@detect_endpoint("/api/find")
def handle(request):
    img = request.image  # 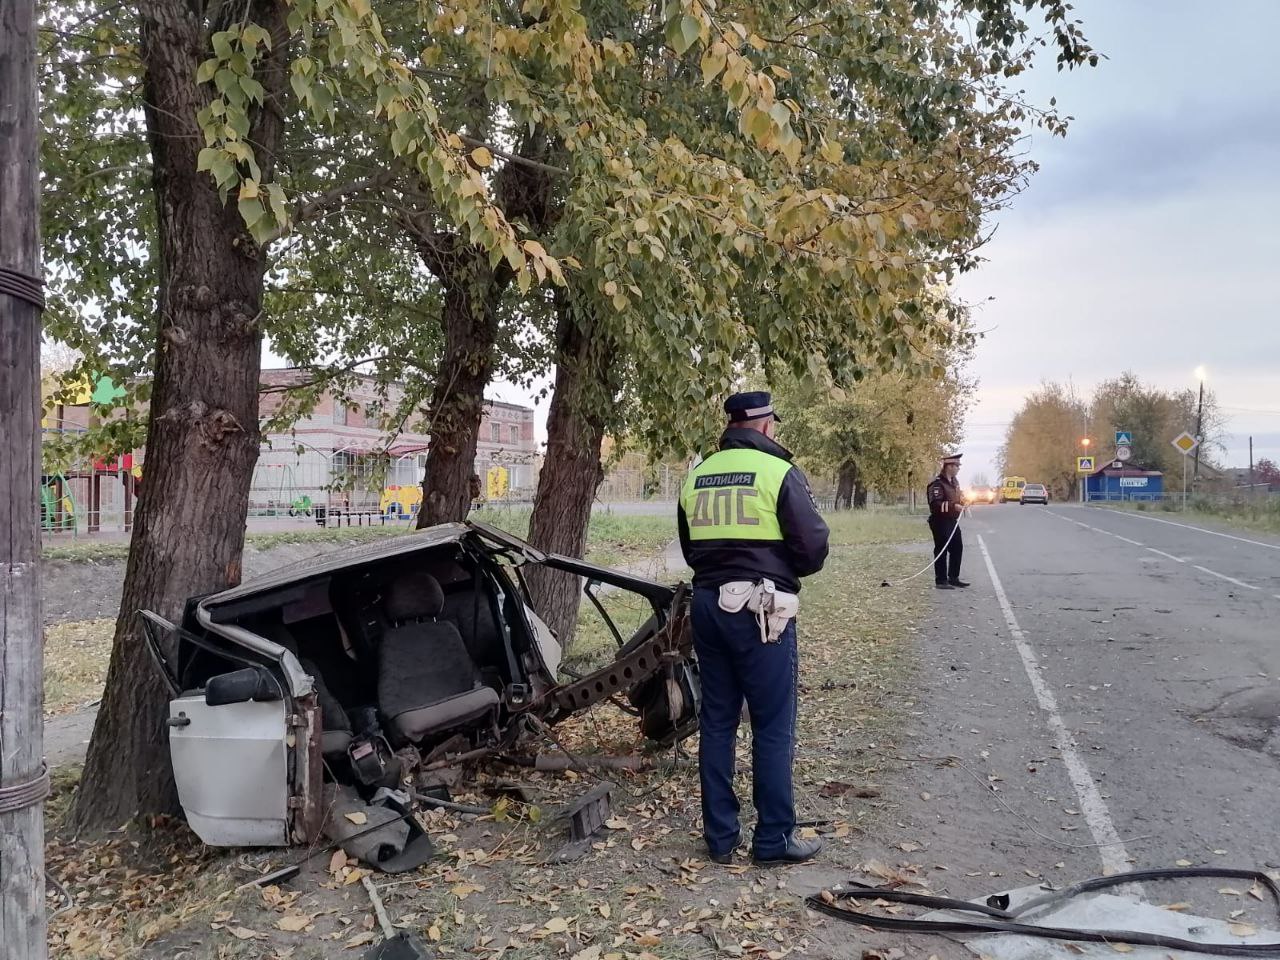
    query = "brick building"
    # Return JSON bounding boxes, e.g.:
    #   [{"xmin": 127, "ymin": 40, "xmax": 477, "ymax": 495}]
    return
[{"xmin": 253, "ymin": 369, "xmax": 537, "ymax": 514}]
